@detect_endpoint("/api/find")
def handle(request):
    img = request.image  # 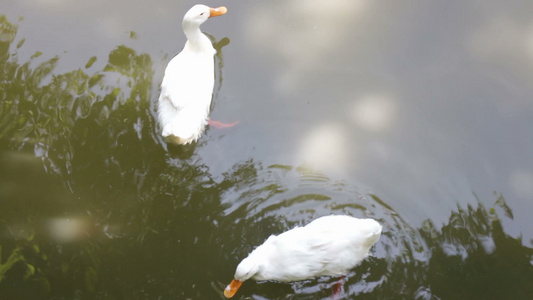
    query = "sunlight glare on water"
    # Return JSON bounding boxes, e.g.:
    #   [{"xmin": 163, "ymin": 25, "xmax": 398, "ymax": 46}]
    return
[{"xmin": 46, "ymin": 217, "xmax": 89, "ymax": 243}]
